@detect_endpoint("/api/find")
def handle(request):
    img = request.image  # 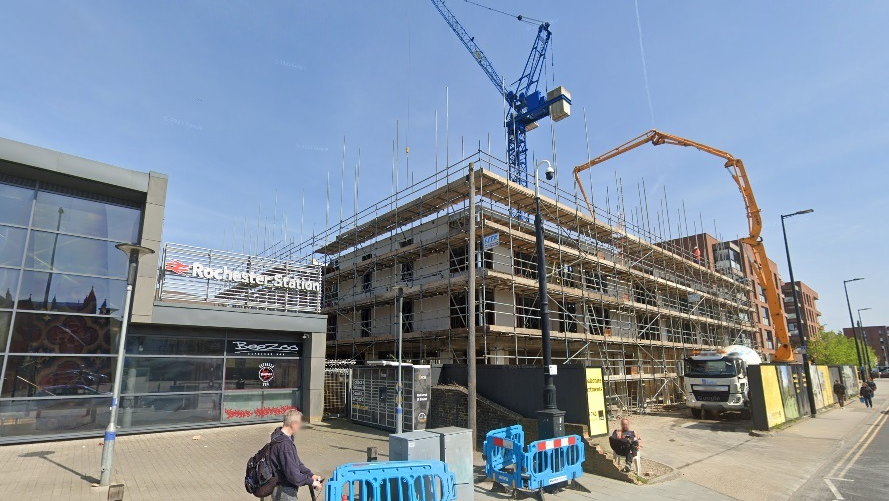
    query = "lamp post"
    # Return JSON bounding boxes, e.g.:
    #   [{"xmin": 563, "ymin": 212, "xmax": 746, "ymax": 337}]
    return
[
  {"xmin": 857, "ymin": 307, "xmax": 872, "ymax": 376},
  {"xmin": 843, "ymin": 278, "xmax": 865, "ymax": 380},
  {"xmin": 534, "ymin": 159, "xmax": 564, "ymax": 439},
  {"xmin": 99, "ymin": 243, "xmax": 154, "ymax": 486},
  {"xmin": 393, "ymin": 284, "xmax": 406, "ymax": 434},
  {"xmin": 780, "ymin": 209, "xmax": 816, "ymax": 416}
]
